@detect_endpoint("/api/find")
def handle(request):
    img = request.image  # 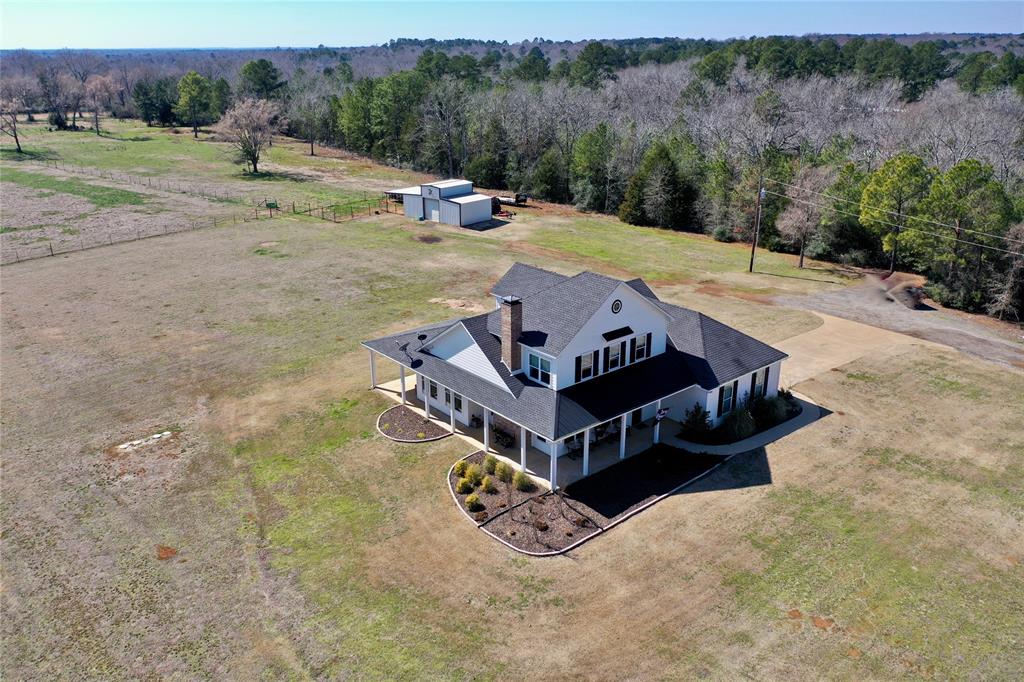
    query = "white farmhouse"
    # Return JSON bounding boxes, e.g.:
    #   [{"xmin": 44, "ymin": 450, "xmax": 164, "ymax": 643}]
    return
[
  {"xmin": 387, "ymin": 179, "xmax": 492, "ymax": 227},
  {"xmin": 364, "ymin": 263, "xmax": 788, "ymax": 489}
]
